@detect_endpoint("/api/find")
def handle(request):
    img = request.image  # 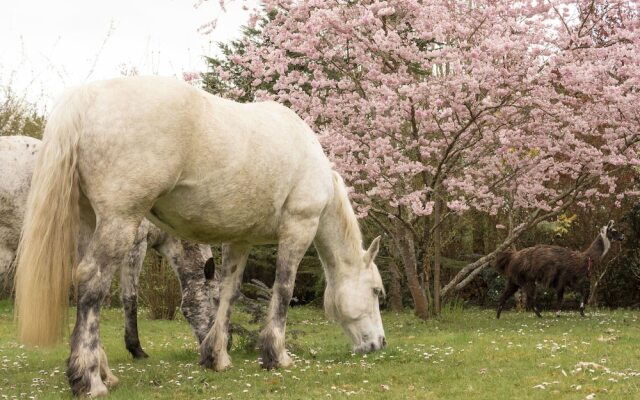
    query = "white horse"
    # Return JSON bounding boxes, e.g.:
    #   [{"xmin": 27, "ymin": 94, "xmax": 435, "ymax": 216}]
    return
[
  {"xmin": 0, "ymin": 135, "xmax": 217, "ymax": 359},
  {"xmin": 15, "ymin": 76, "xmax": 385, "ymax": 397}
]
